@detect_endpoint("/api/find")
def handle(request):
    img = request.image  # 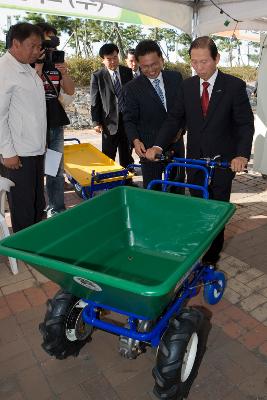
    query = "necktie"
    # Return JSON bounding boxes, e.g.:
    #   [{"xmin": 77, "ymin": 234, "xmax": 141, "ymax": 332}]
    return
[
  {"xmin": 201, "ymin": 81, "xmax": 210, "ymax": 117},
  {"xmin": 153, "ymin": 78, "xmax": 165, "ymax": 107},
  {"xmin": 113, "ymin": 71, "xmax": 124, "ymax": 112}
]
